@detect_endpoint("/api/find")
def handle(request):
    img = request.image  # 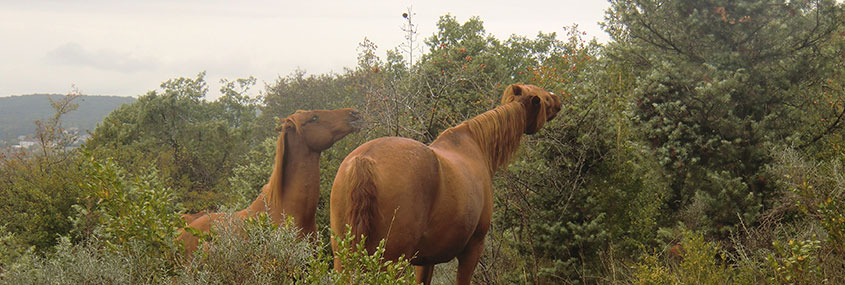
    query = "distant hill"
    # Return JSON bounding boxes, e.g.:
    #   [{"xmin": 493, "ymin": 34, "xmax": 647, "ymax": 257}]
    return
[{"xmin": 0, "ymin": 94, "xmax": 135, "ymax": 145}]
